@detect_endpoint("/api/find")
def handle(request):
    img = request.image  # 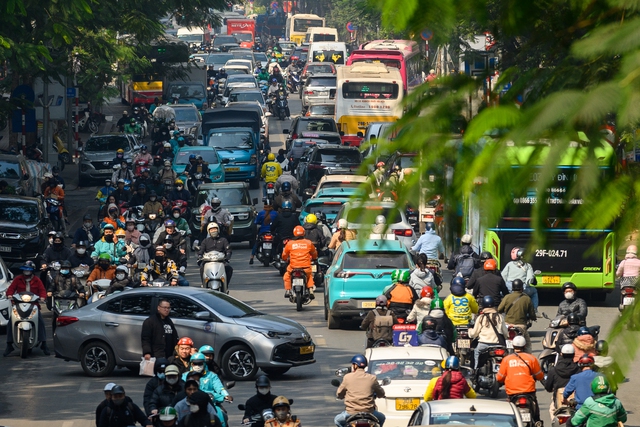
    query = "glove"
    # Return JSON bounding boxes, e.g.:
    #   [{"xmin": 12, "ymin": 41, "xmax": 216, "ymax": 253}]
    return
[{"xmin": 179, "ymin": 266, "xmax": 186, "ymax": 274}]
